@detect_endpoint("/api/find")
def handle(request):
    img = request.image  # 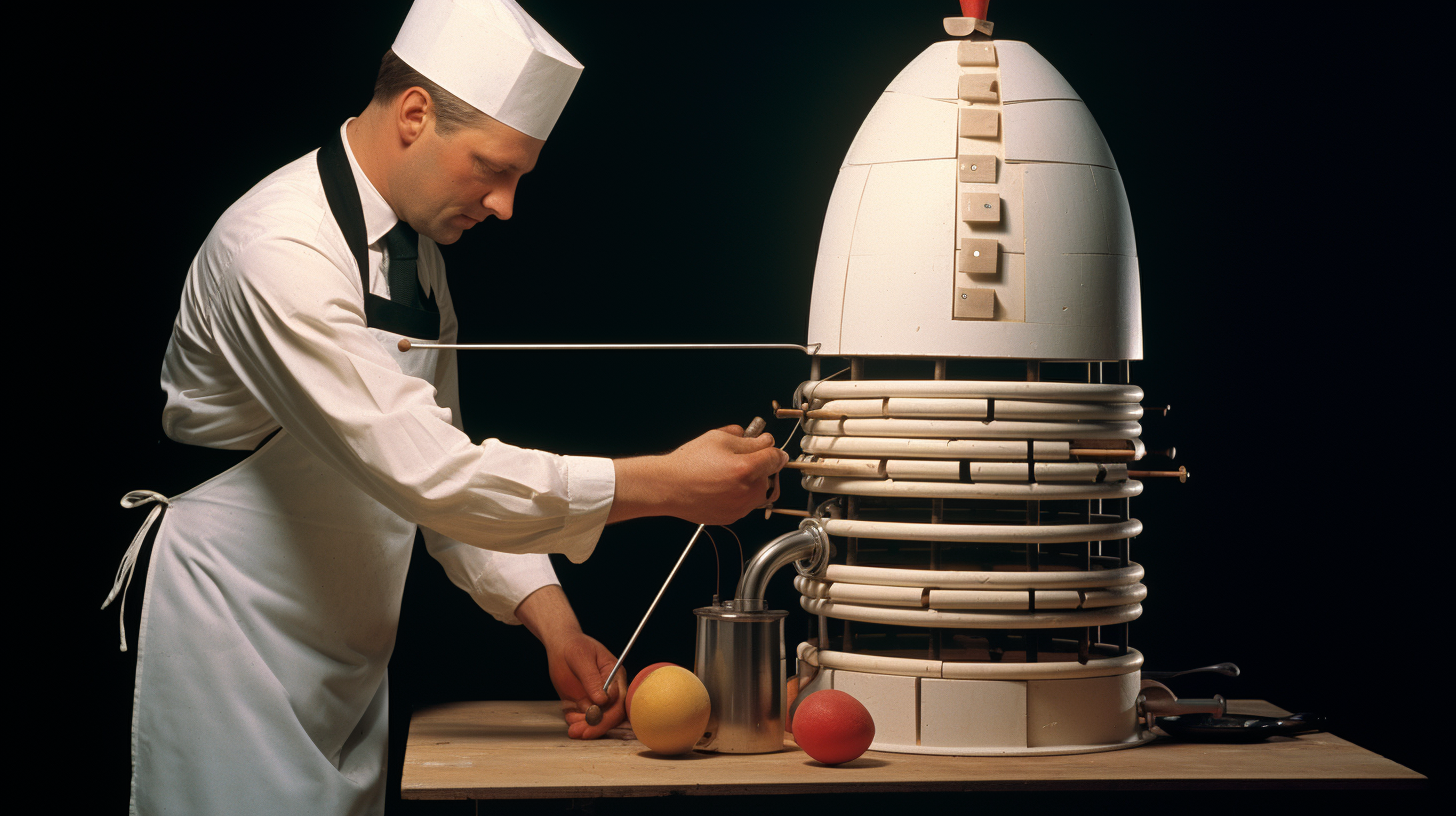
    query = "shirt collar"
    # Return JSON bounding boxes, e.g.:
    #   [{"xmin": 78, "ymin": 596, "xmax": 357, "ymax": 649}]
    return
[{"xmin": 339, "ymin": 119, "xmax": 401, "ymax": 247}]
